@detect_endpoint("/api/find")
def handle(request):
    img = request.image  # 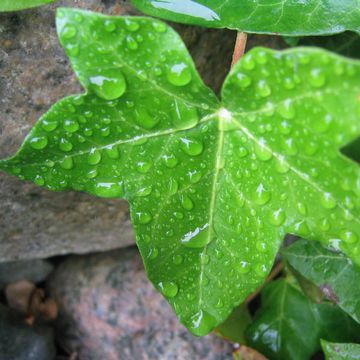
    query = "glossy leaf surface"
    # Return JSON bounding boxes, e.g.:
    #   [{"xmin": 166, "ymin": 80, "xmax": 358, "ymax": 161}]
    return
[
  {"xmin": 0, "ymin": 8, "xmax": 360, "ymax": 335},
  {"xmin": 0, "ymin": 0, "xmax": 55, "ymax": 11},
  {"xmin": 246, "ymin": 279, "xmax": 360, "ymax": 360},
  {"xmin": 283, "ymin": 239, "xmax": 360, "ymax": 323},
  {"xmin": 131, "ymin": 0, "xmax": 360, "ymax": 36},
  {"xmin": 321, "ymin": 341, "xmax": 360, "ymax": 360}
]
